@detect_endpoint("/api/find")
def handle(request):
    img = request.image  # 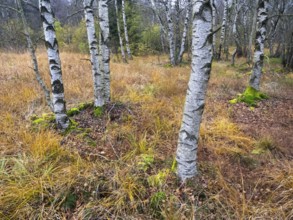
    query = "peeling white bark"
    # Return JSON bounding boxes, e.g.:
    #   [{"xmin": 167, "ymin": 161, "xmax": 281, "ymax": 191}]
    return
[
  {"xmin": 83, "ymin": 0, "xmax": 104, "ymax": 107},
  {"xmin": 249, "ymin": 0, "xmax": 268, "ymax": 91},
  {"xmin": 176, "ymin": 0, "xmax": 213, "ymax": 181},
  {"xmin": 121, "ymin": 0, "xmax": 132, "ymax": 60},
  {"xmin": 114, "ymin": 0, "xmax": 127, "ymax": 63},
  {"xmin": 98, "ymin": 0, "xmax": 111, "ymax": 102},
  {"xmin": 17, "ymin": 0, "xmax": 52, "ymax": 111},
  {"xmin": 177, "ymin": 0, "xmax": 191, "ymax": 64},
  {"xmin": 39, "ymin": 0, "xmax": 69, "ymax": 130}
]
